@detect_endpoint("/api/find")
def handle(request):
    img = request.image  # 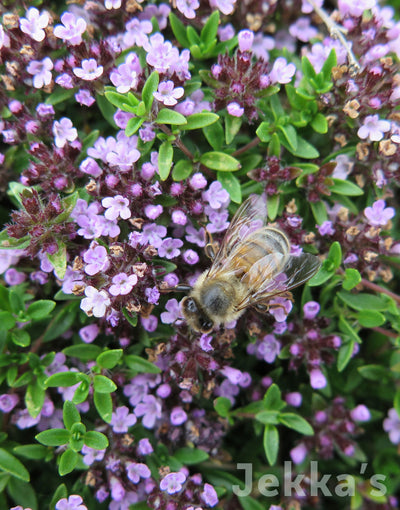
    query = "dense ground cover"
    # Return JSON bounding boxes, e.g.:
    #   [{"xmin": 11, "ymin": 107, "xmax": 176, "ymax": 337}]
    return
[{"xmin": 1, "ymin": 0, "xmax": 400, "ymax": 509}]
